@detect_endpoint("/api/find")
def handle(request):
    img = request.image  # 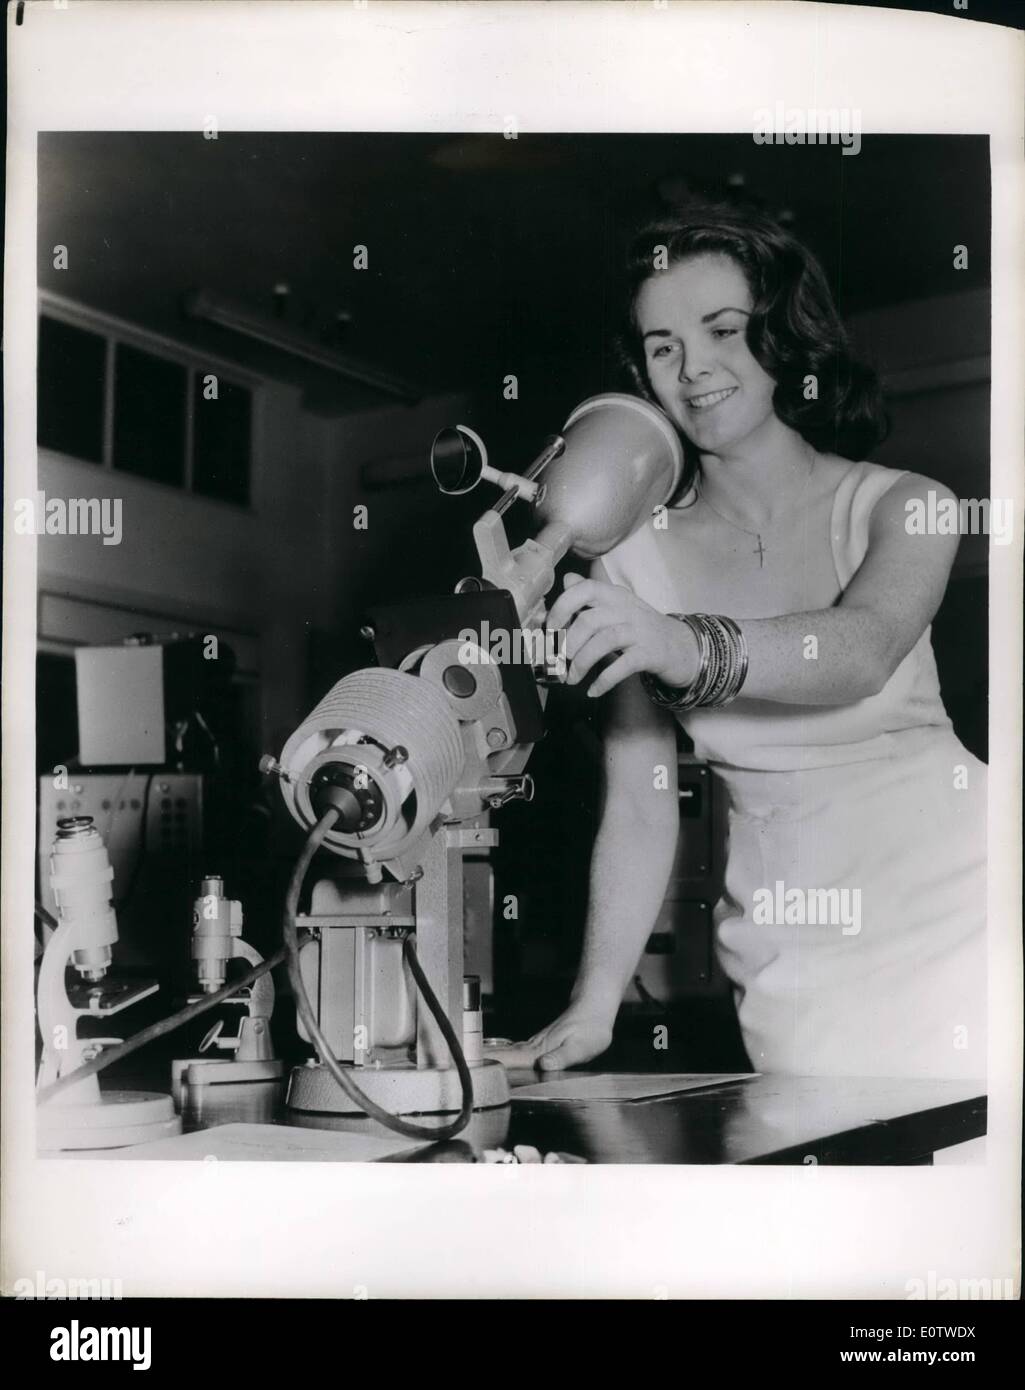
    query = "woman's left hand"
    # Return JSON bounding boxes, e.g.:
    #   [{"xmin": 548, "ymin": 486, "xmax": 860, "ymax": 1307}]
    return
[{"xmin": 545, "ymin": 573, "xmax": 699, "ymax": 699}]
